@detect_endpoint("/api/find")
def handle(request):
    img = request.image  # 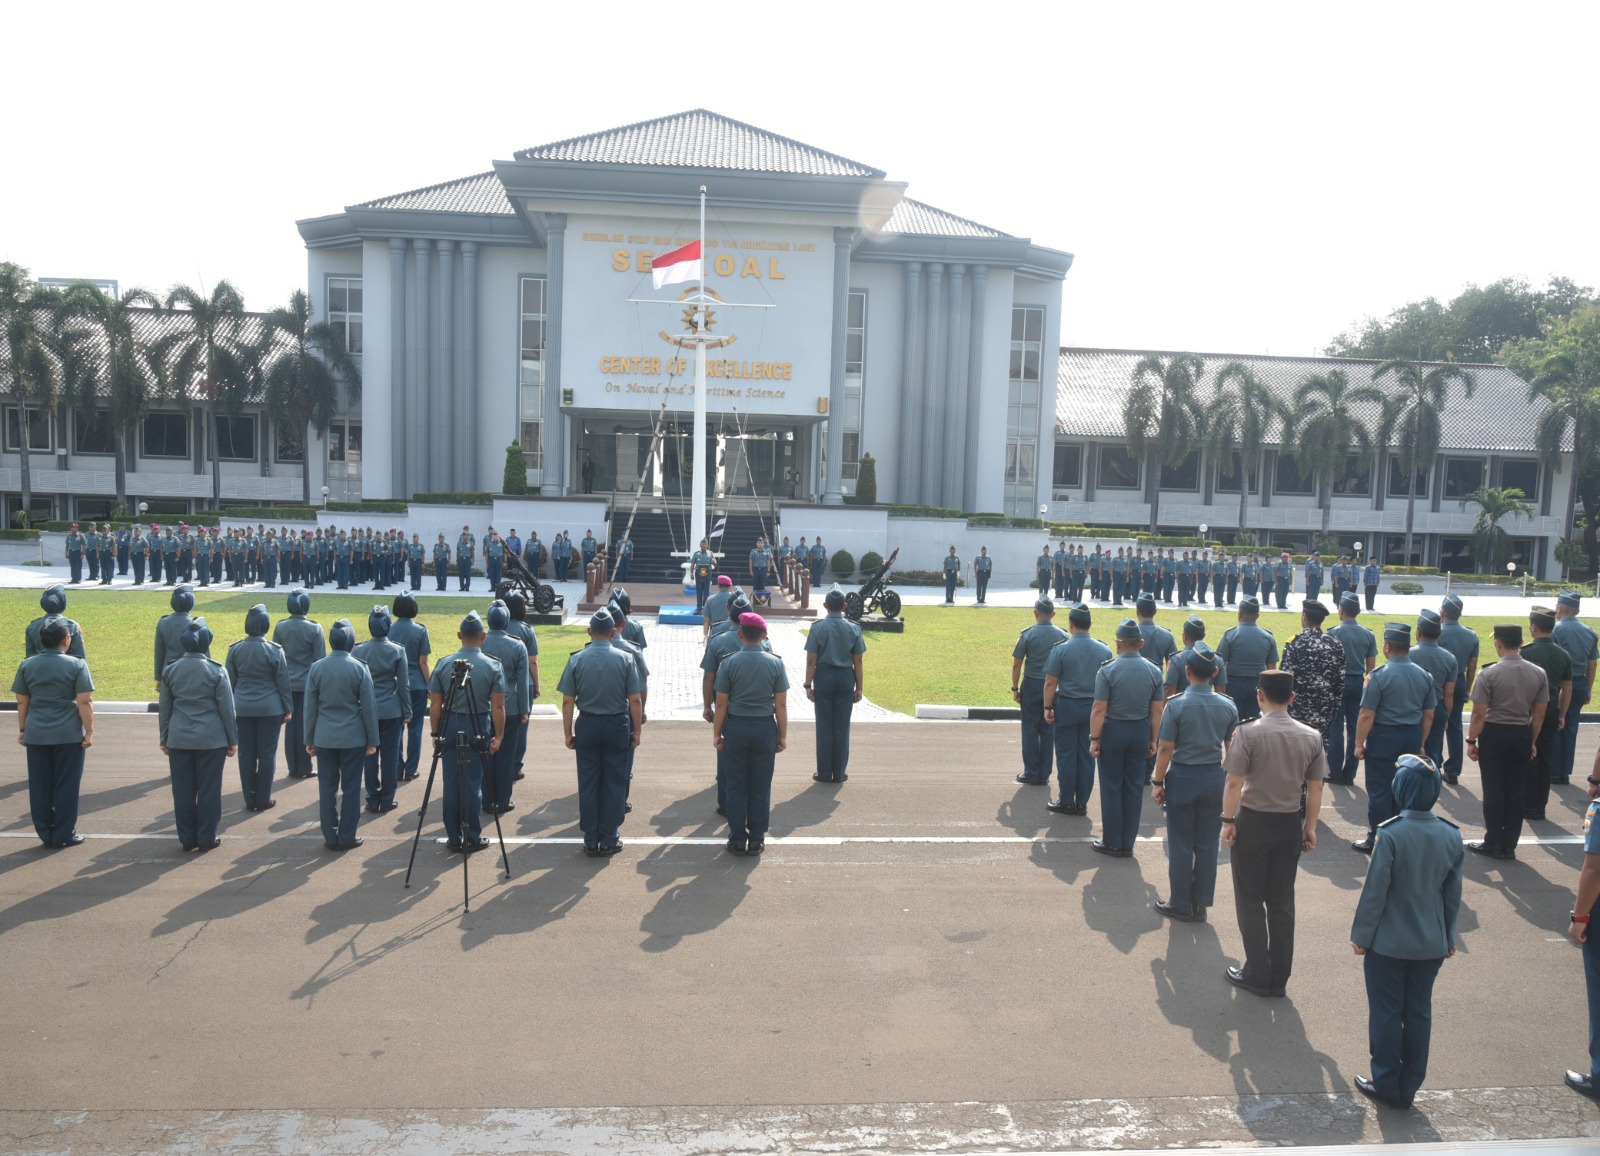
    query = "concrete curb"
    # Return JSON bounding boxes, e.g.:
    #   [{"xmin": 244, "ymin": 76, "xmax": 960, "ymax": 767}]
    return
[{"xmin": 916, "ymin": 704, "xmax": 1021, "ymax": 720}]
